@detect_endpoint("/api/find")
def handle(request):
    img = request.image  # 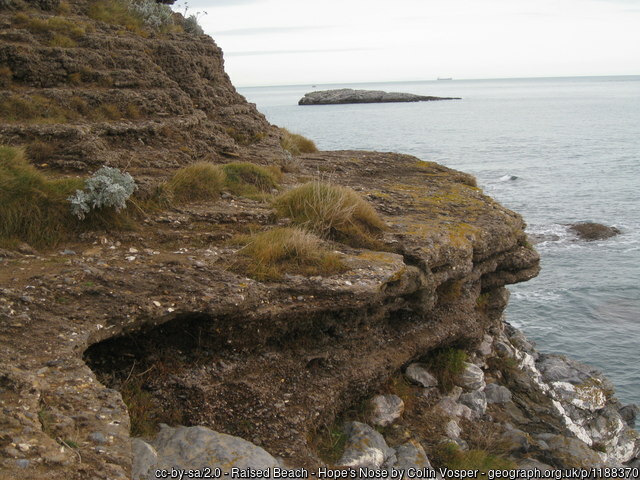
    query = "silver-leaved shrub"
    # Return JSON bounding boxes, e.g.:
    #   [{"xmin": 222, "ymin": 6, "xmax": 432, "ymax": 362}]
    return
[{"xmin": 68, "ymin": 166, "xmax": 137, "ymax": 220}]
